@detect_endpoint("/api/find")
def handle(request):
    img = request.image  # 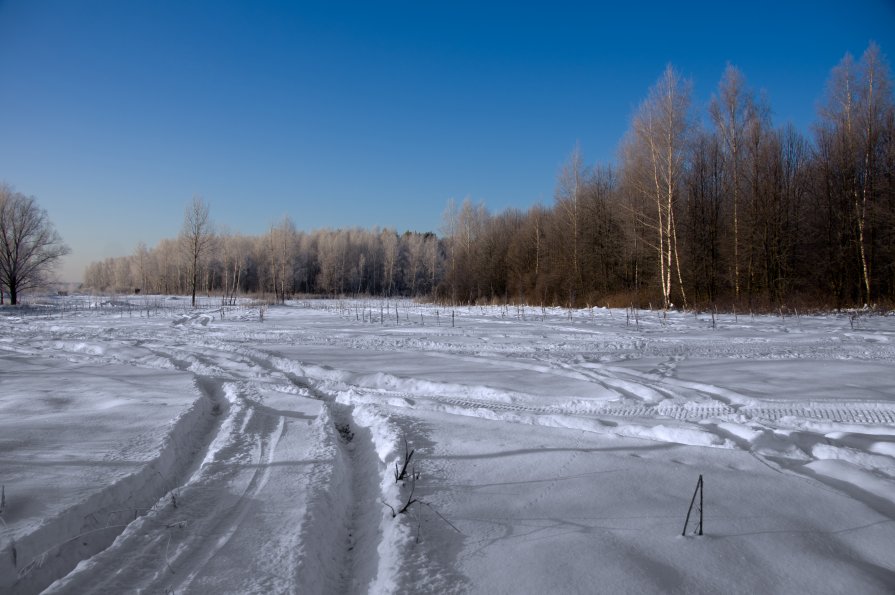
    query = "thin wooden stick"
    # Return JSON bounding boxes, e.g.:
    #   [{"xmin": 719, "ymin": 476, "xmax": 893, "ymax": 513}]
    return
[{"xmin": 682, "ymin": 474, "xmax": 704, "ymax": 536}]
